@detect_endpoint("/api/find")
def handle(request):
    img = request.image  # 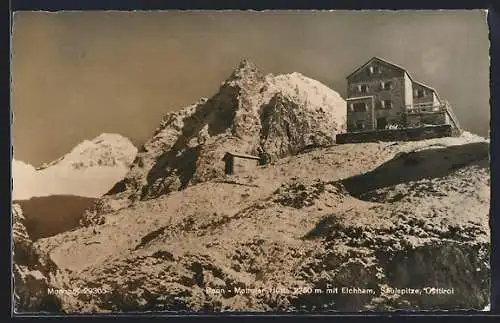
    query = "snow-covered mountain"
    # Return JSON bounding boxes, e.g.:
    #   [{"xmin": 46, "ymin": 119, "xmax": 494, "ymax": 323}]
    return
[{"xmin": 12, "ymin": 133, "xmax": 138, "ymax": 200}]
